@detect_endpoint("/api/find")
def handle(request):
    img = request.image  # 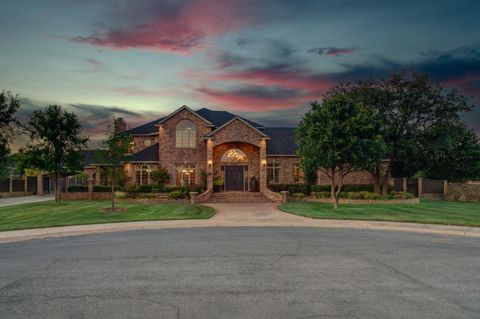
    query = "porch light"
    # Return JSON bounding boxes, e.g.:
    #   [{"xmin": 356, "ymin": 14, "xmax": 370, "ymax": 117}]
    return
[
  {"xmin": 261, "ymin": 159, "xmax": 267, "ymax": 167},
  {"xmin": 207, "ymin": 159, "xmax": 213, "ymax": 167}
]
